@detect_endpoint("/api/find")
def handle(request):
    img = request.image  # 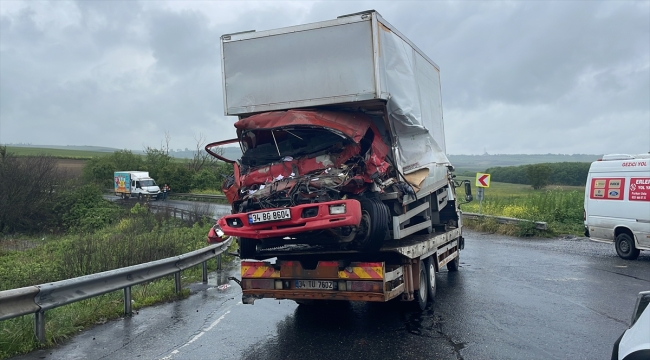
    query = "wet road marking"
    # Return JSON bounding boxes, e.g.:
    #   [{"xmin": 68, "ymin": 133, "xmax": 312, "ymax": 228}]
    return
[
  {"xmin": 159, "ymin": 301, "xmax": 242, "ymax": 360},
  {"xmin": 544, "ymin": 277, "xmax": 585, "ymax": 281}
]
